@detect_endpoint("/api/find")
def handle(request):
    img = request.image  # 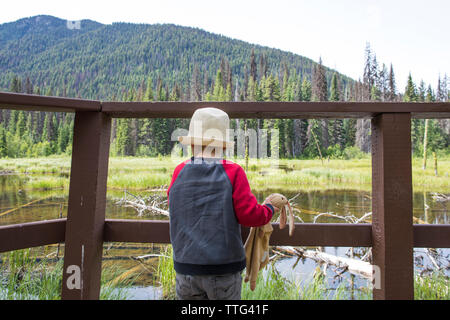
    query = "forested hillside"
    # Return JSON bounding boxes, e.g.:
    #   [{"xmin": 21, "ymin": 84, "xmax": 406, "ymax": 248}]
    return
[
  {"xmin": 0, "ymin": 15, "xmax": 349, "ymax": 99},
  {"xmin": 0, "ymin": 15, "xmax": 448, "ymax": 159}
]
